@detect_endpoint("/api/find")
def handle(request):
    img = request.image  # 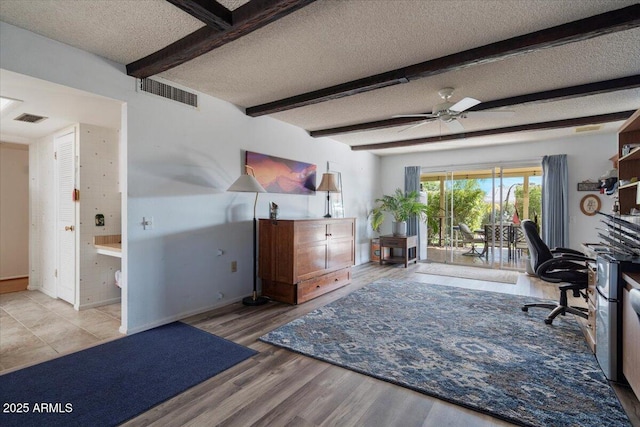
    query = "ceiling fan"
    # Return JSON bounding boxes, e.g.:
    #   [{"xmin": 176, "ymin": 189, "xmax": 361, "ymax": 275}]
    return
[{"xmin": 393, "ymin": 87, "xmax": 512, "ymax": 133}]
